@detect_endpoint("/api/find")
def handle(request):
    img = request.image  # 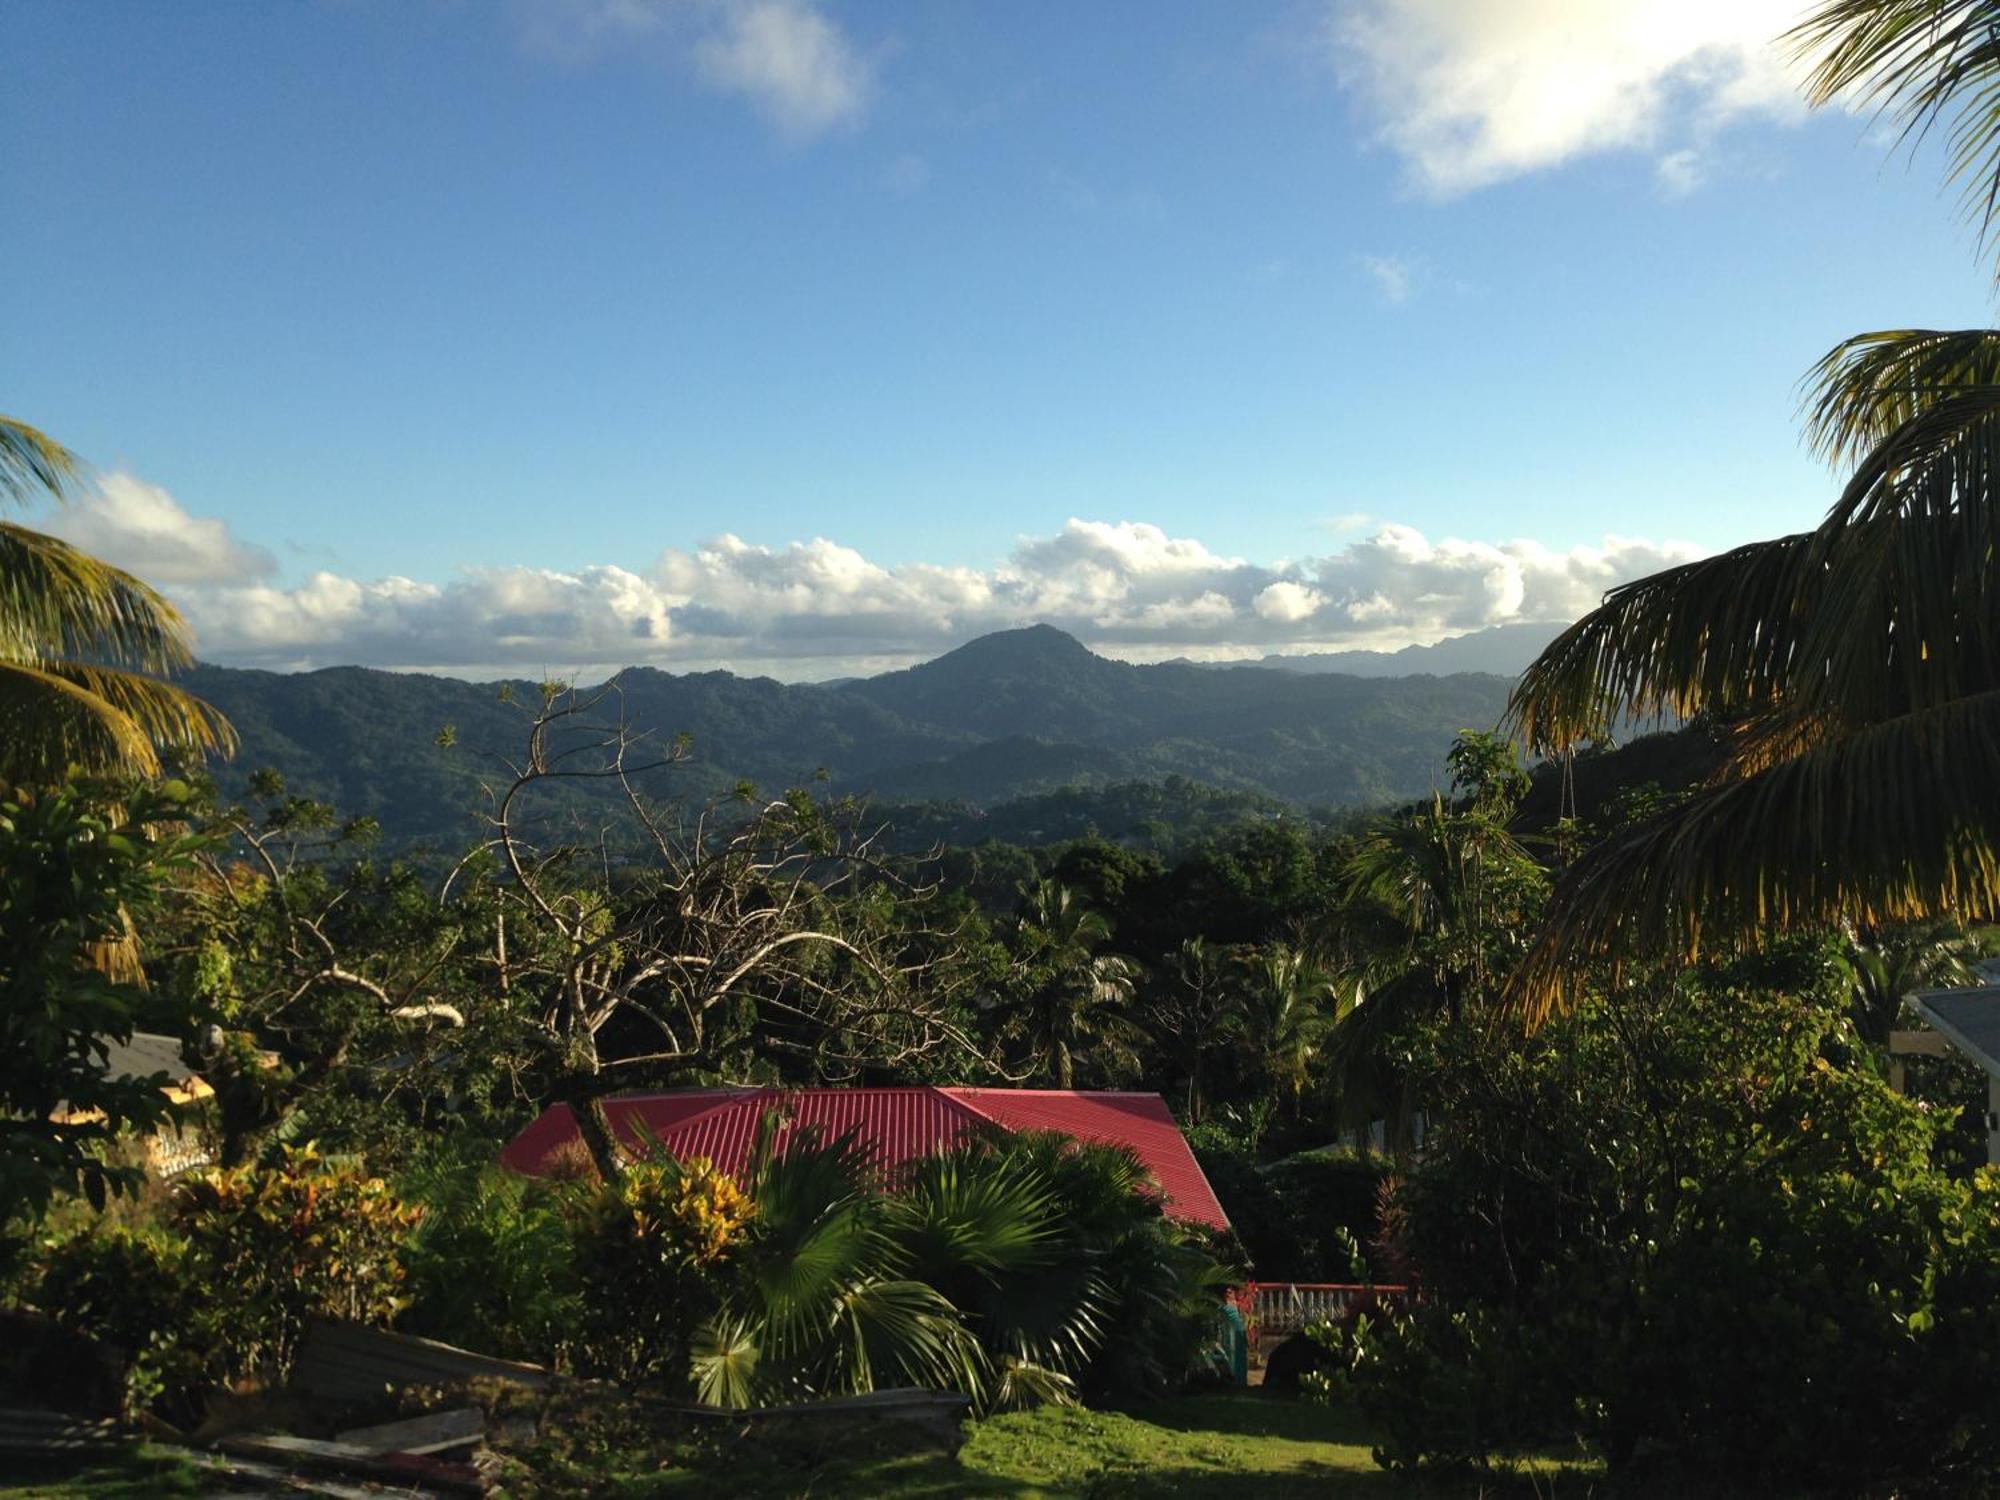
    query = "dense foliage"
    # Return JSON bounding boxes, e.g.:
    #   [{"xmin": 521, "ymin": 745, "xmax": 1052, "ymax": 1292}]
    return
[
  {"xmin": 6, "ymin": 643, "xmax": 1995, "ymax": 1485},
  {"xmin": 0, "ymin": 782, "xmax": 207, "ymax": 1241},
  {"xmin": 1308, "ymin": 957, "xmax": 2000, "ymax": 1488},
  {"xmin": 34, "ymin": 1147, "xmax": 422, "ymax": 1419}
]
